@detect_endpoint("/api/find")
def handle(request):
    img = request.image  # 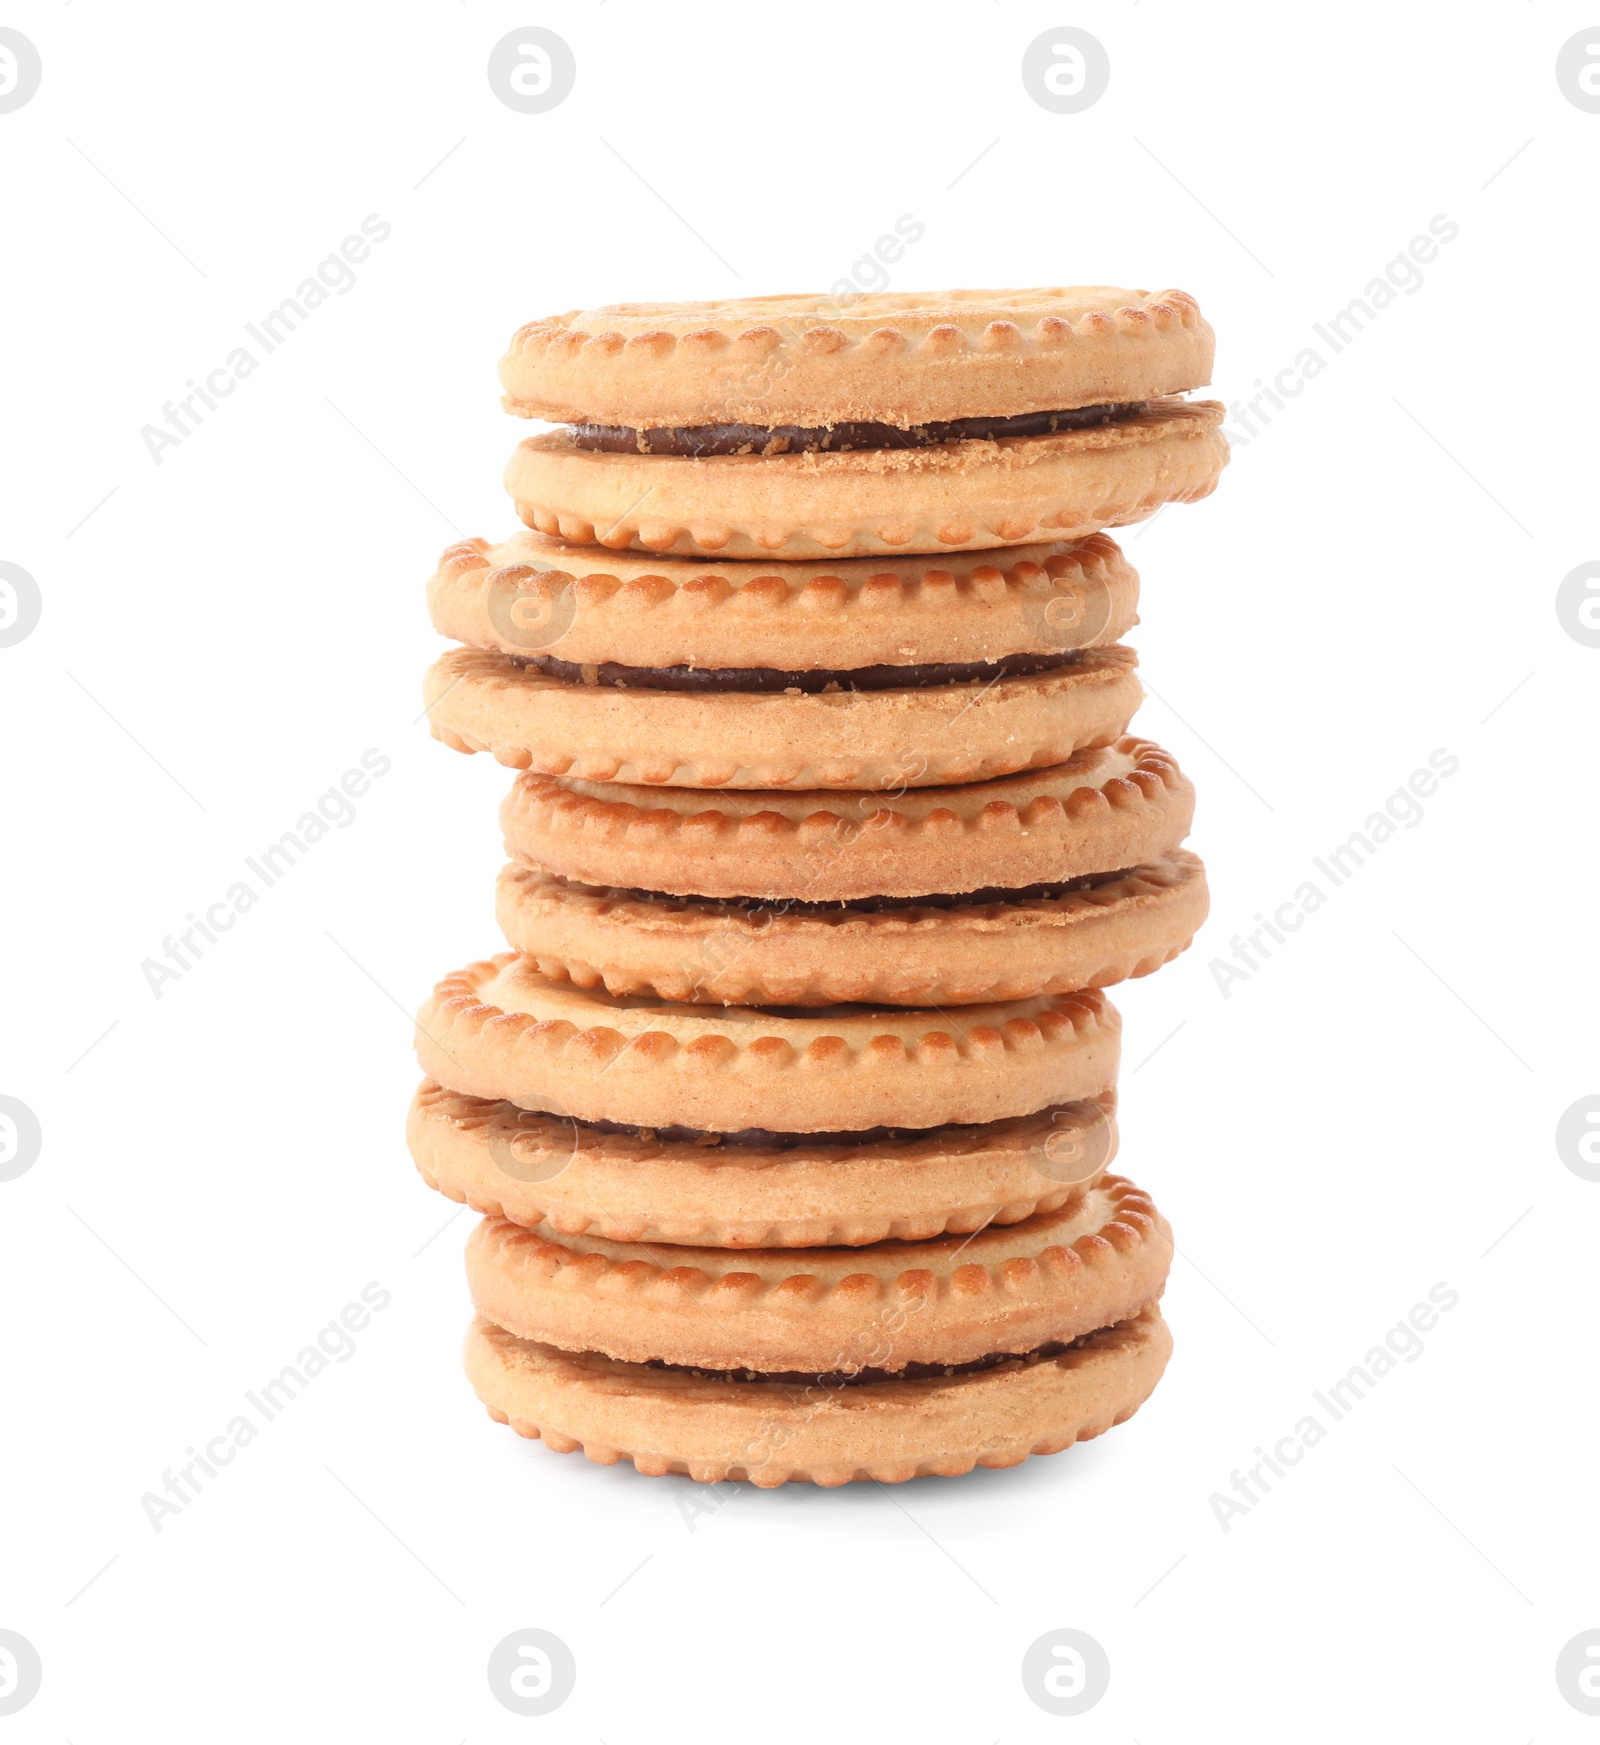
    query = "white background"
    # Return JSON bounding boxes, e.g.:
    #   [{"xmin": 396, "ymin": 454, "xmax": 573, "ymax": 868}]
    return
[{"xmin": 3, "ymin": 3, "xmax": 1598, "ymax": 1738}]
